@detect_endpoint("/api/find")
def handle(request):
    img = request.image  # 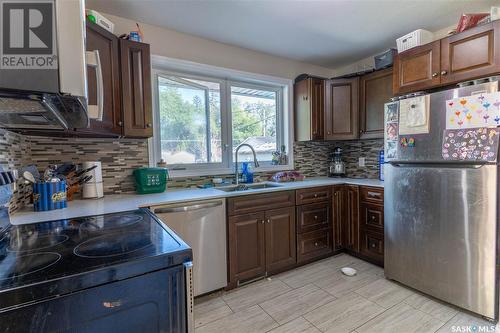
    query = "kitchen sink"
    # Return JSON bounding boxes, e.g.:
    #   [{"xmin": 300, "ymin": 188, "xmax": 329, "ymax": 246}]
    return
[{"xmin": 216, "ymin": 182, "xmax": 283, "ymax": 192}]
